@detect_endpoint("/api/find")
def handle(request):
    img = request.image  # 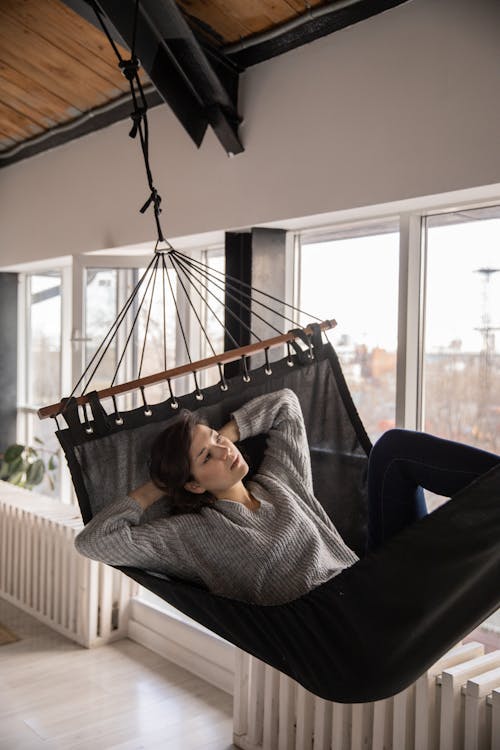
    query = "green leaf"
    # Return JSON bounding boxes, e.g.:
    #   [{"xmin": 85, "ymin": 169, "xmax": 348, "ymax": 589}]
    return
[
  {"xmin": 26, "ymin": 460, "xmax": 45, "ymax": 487},
  {"xmin": 9, "ymin": 471, "xmax": 25, "ymax": 486},
  {"xmin": 4, "ymin": 444, "xmax": 24, "ymax": 463},
  {"xmin": 48, "ymin": 456, "xmax": 58, "ymax": 471},
  {"xmin": 8, "ymin": 456, "xmax": 25, "ymax": 475},
  {"xmin": 33, "ymin": 437, "xmax": 44, "ymax": 445},
  {"xmin": 0, "ymin": 460, "xmax": 10, "ymax": 479}
]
